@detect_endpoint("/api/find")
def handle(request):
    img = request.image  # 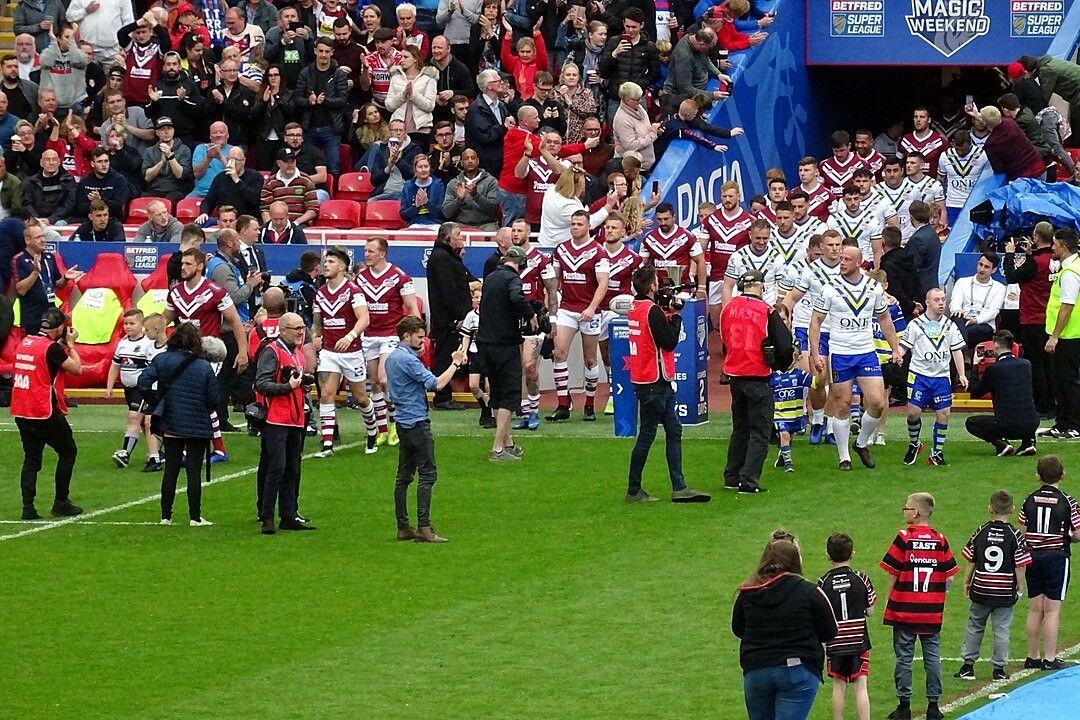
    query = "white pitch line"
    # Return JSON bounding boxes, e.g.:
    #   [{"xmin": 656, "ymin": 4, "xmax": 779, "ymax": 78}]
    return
[
  {"xmin": 0, "ymin": 441, "xmax": 360, "ymax": 542},
  {"xmin": 935, "ymin": 640, "xmax": 1080, "ymax": 717}
]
